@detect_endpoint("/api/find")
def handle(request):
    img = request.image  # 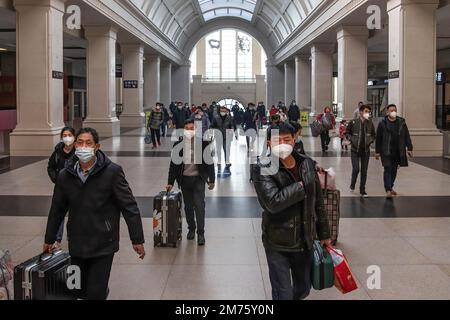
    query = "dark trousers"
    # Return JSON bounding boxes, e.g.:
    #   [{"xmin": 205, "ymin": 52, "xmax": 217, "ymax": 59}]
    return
[
  {"xmin": 320, "ymin": 130, "xmax": 330, "ymax": 151},
  {"xmin": 160, "ymin": 122, "xmax": 167, "ymax": 137},
  {"xmin": 216, "ymin": 137, "xmax": 232, "ymax": 166},
  {"xmin": 70, "ymin": 254, "xmax": 114, "ymax": 300},
  {"xmin": 384, "ymin": 157, "xmax": 400, "ymax": 192},
  {"xmin": 265, "ymin": 246, "xmax": 313, "ymax": 300},
  {"xmin": 181, "ymin": 176, "xmax": 206, "ymax": 235},
  {"xmin": 350, "ymin": 151, "xmax": 370, "ymax": 193},
  {"xmin": 56, "ymin": 221, "xmax": 64, "ymax": 242},
  {"xmin": 150, "ymin": 128, "xmax": 161, "ymax": 147}
]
